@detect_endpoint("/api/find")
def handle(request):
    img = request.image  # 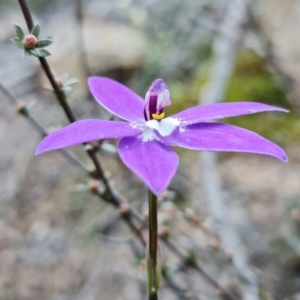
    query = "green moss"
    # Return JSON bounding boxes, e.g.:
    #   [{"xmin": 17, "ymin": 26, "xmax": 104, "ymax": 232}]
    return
[
  {"xmin": 227, "ymin": 50, "xmax": 290, "ymax": 107},
  {"xmin": 167, "ymin": 49, "xmax": 299, "ymax": 146},
  {"xmin": 225, "ymin": 50, "xmax": 298, "ymax": 144}
]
